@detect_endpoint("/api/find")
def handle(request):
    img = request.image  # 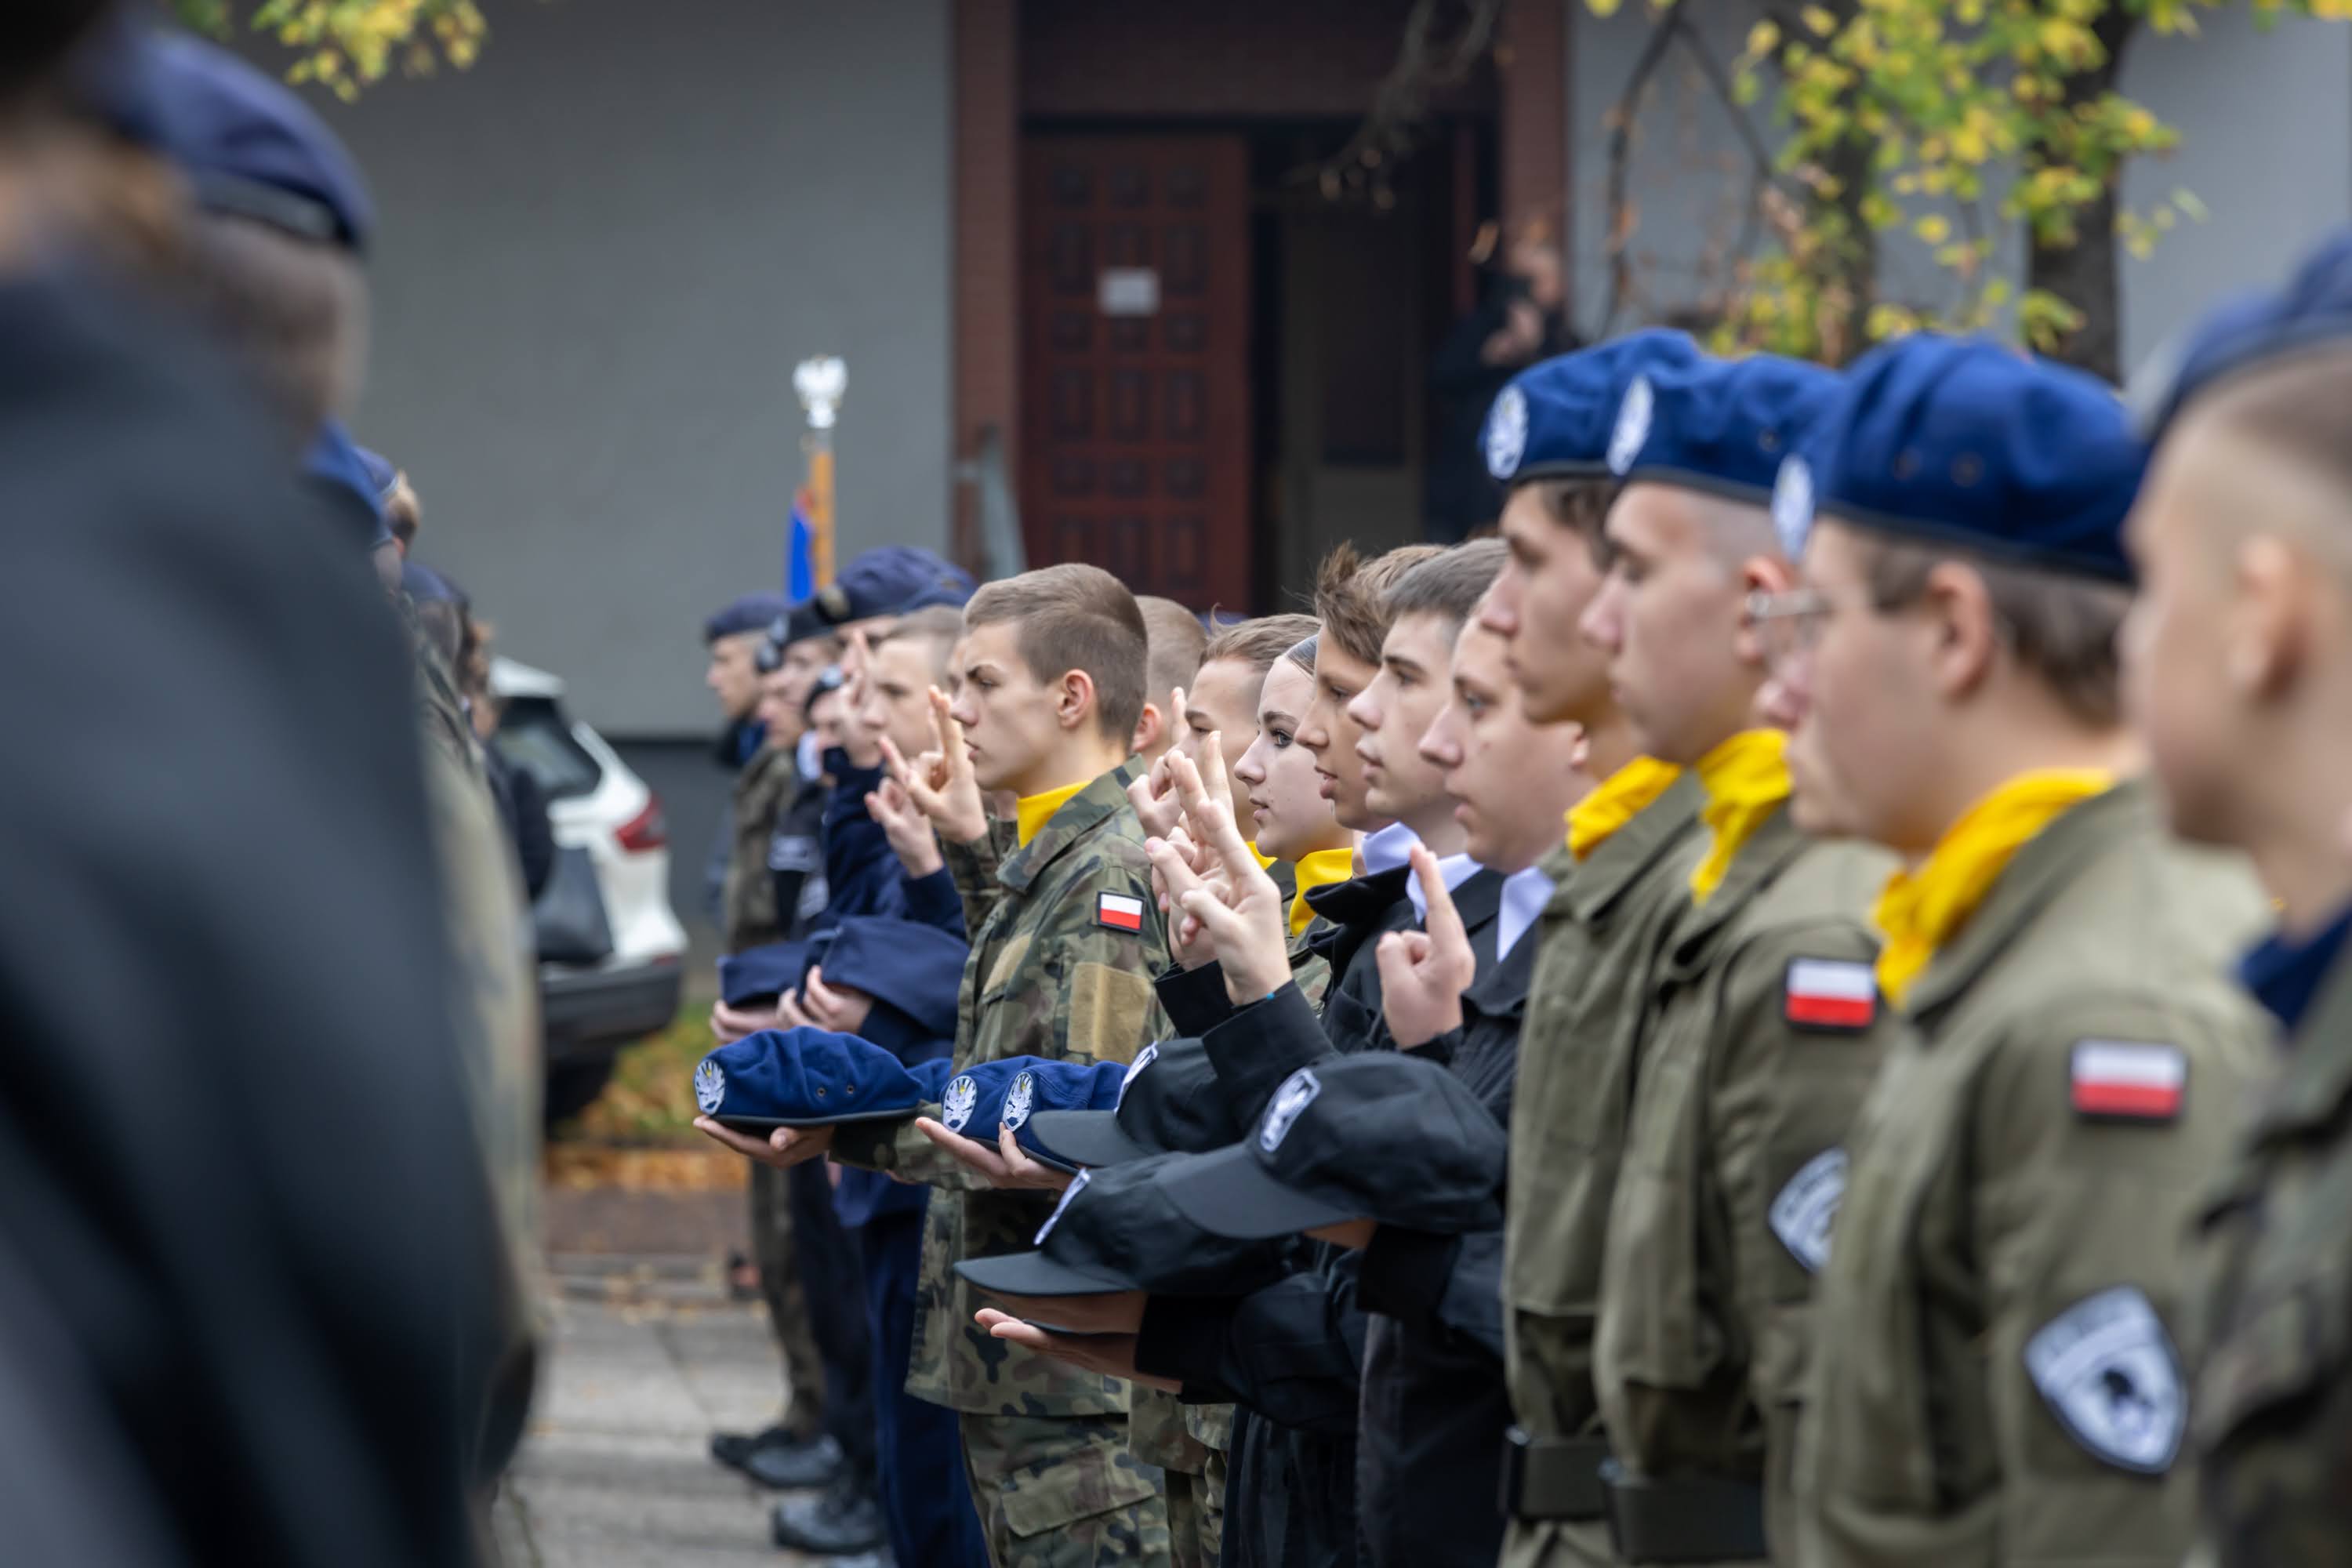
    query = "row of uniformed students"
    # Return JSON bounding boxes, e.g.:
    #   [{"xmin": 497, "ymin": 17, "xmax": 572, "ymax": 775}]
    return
[{"xmin": 696, "ymin": 230, "xmax": 2352, "ymax": 1568}]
